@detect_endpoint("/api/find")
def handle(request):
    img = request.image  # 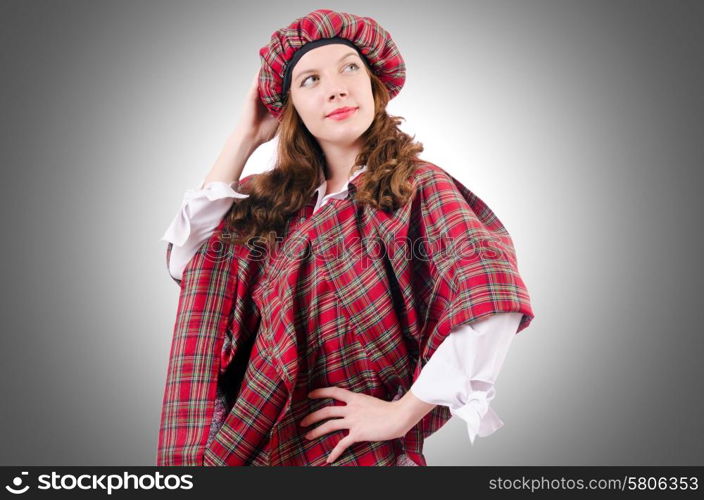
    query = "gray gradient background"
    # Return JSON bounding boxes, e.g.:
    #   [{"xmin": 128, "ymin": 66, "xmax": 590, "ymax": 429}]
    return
[{"xmin": 1, "ymin": 0, "xmax": 702, "ymax": 466}]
